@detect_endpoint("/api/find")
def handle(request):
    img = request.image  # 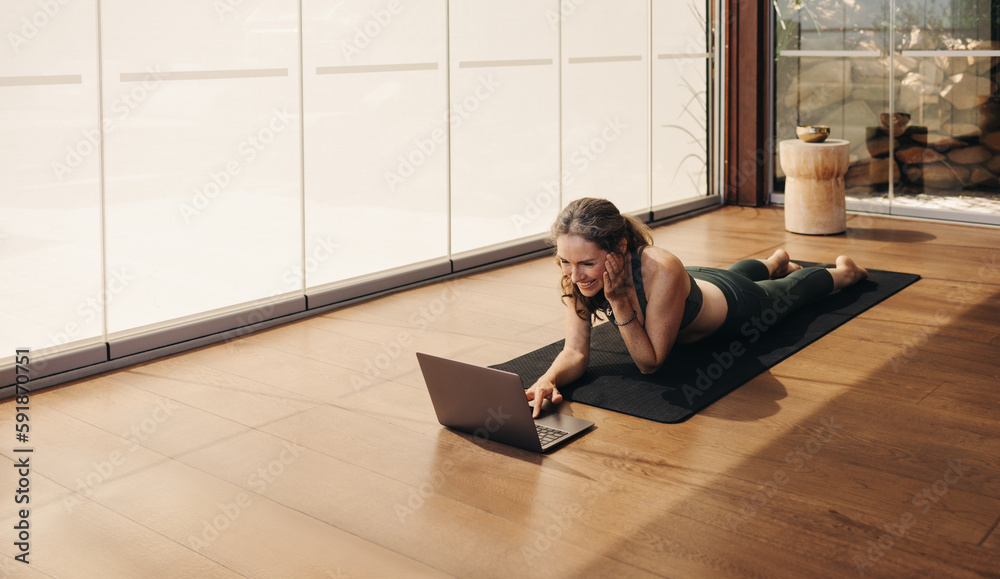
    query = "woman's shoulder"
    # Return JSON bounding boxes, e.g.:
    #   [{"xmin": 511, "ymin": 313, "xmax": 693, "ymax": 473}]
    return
[
  {"xmin": 637, "ymin": 245, "xmax": 688, "ymax": 295},
  {"xmin": 638, "ymin": 245, "xmax": 686, "ymax": 273}
]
